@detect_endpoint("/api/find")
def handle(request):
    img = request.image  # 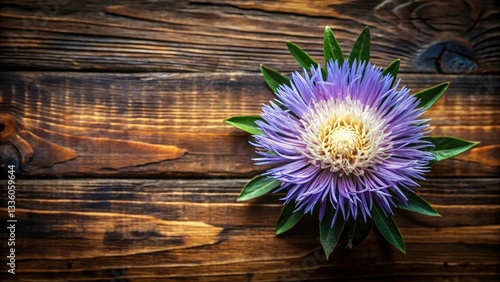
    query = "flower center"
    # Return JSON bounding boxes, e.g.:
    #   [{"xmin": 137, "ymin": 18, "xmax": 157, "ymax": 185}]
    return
[
  {"xmin": 321, "ymin": 121, "xmax": 363, "ymax": 160},
  {"xmin": 300, "ymin": 97, "xmax": 392, "ymax": 176}
]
